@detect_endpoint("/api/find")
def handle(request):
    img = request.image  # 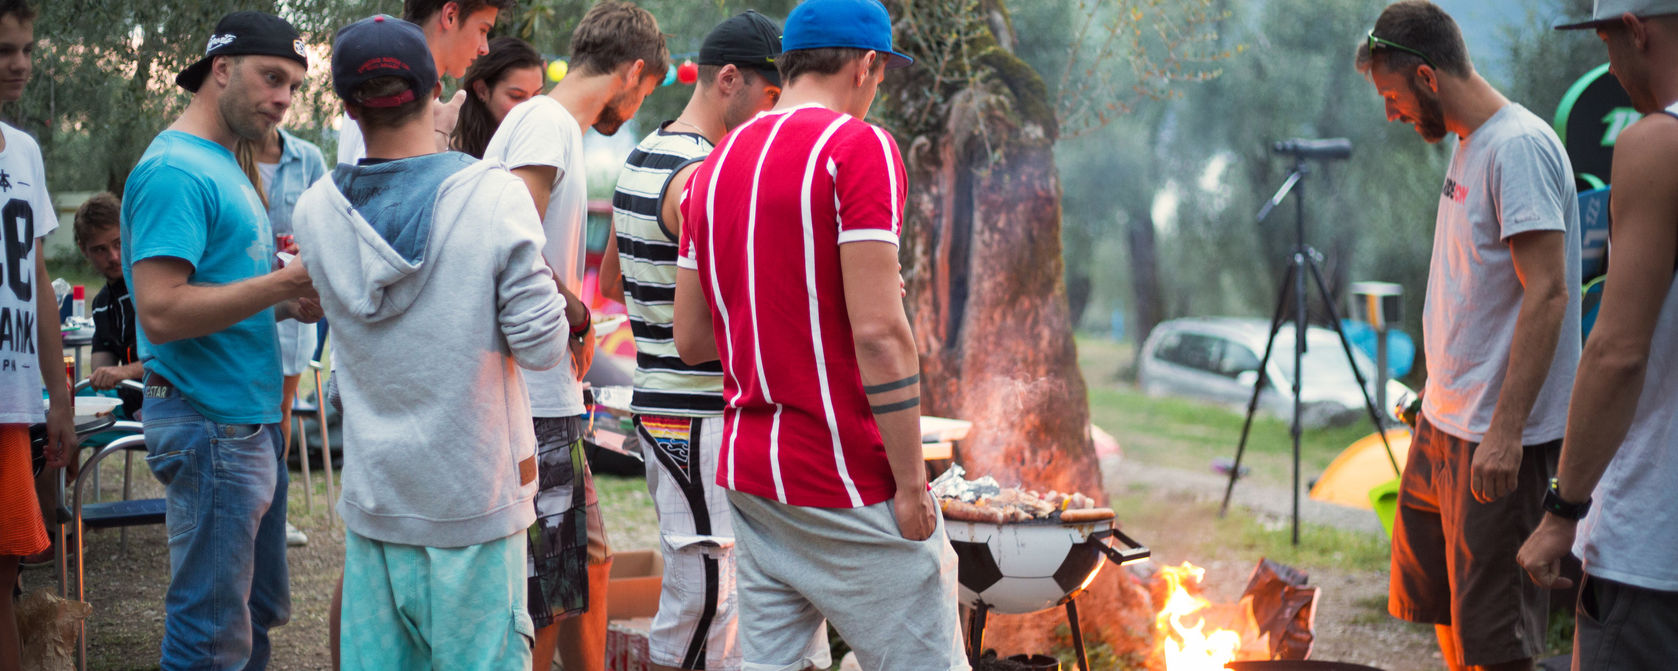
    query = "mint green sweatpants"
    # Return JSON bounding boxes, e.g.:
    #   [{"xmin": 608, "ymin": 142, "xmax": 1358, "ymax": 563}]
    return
[{"xmin": 341, "ymin": 529, "xmax": 534, "ymax": 670}]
